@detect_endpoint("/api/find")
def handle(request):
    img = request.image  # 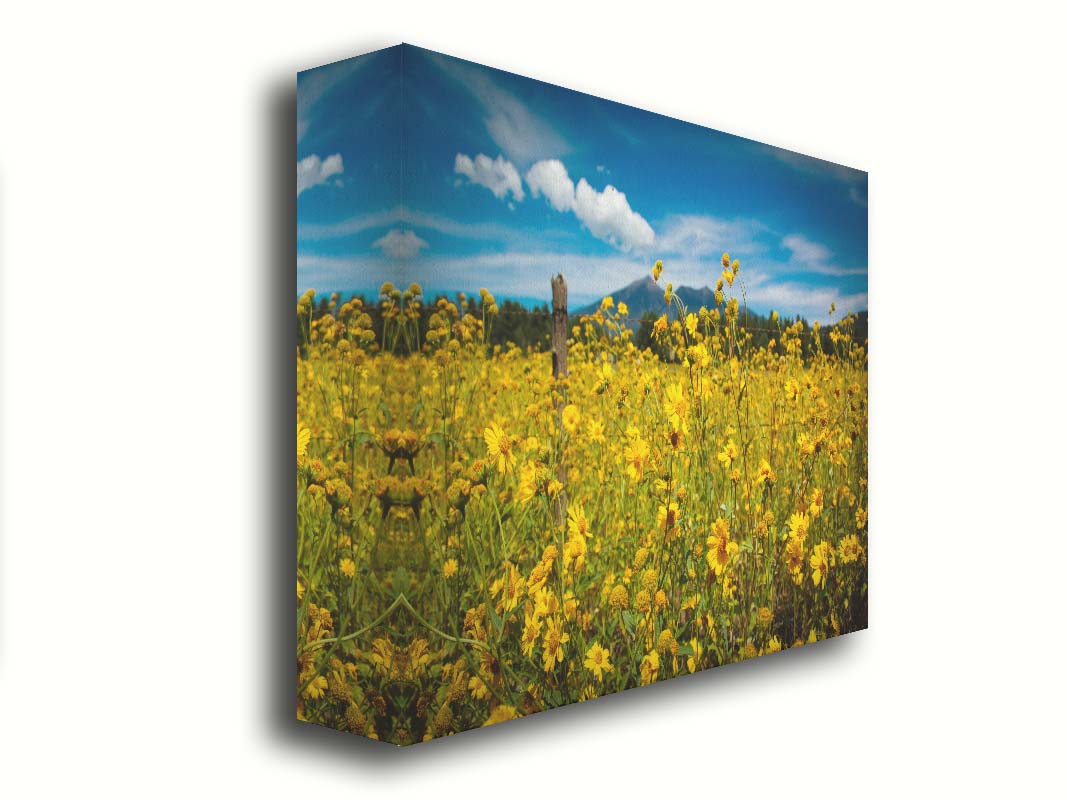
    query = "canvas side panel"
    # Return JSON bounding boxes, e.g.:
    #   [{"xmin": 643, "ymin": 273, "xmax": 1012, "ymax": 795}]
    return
[
  {"xmin": 296, "ymin": 46, "xmax": 406, "ymax": 743},
  {"xmin": 297, "ymin": 45, "xmax": 404, "ymax": 300}
]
